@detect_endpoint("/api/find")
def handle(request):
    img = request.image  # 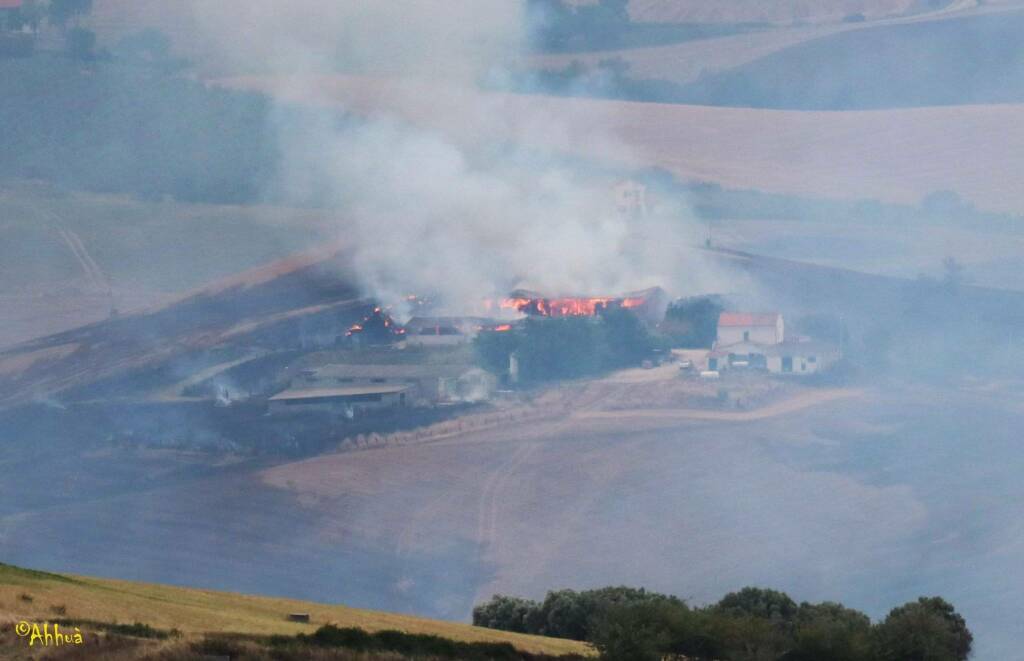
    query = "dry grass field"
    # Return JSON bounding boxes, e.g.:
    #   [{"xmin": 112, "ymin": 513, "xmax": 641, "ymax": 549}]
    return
[
  {"xmin": 571, "ymin": 0, "xmax": 918, "ymax": 24},
  {"xmin": 531, "ymin": 23, "xmax": 847, "ymax": 85},
  {"xmin": 536, "ymin": 1, "xmax": 1024, "ymax": 85},
  {"xmin": 0, "ymin": 563, "xmax": 592, "ymax": 657},
  {"xmin": 222, "ymin": 74, "xmax": 1024, "ymax": 214},
  {"xmin": 3, "ymin": 373, "xmax": 1024, "ymax": 657},
  {"xmin": 0, "ymin": 181, "xmax": 338, "ymax": 348}
]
